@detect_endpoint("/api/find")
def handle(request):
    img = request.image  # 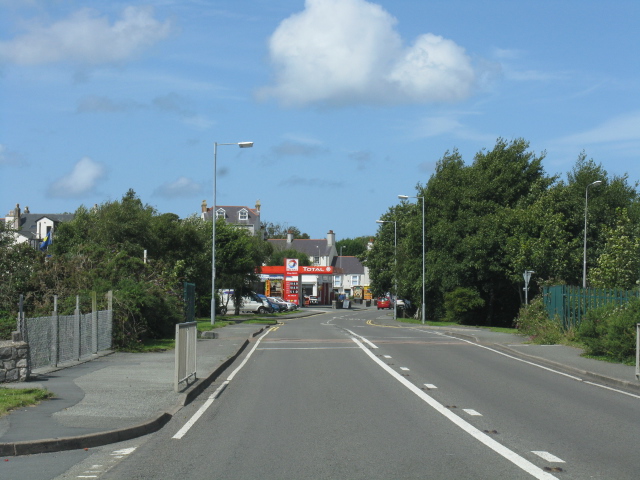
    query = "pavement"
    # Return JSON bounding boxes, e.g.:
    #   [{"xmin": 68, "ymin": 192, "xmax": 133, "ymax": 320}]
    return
[{"xmin": 1, "ymin": 306, "xmax": 638, "ymax": 457}]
